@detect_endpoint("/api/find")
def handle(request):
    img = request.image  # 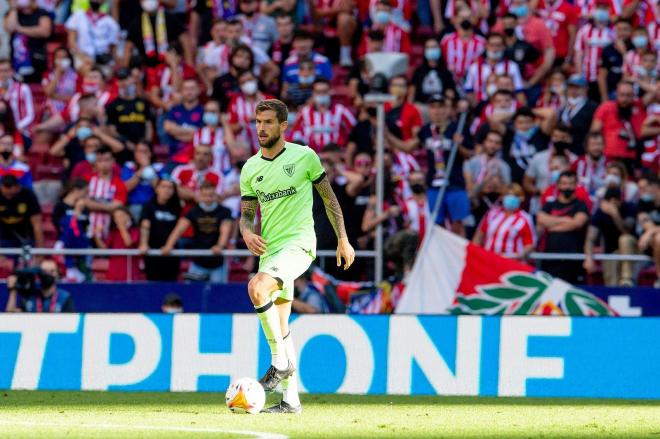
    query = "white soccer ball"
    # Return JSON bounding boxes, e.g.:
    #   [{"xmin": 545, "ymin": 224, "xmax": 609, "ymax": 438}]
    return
[{"xmin": 225, "ymin": 377, "xmax": 266, "ymax": 414}]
